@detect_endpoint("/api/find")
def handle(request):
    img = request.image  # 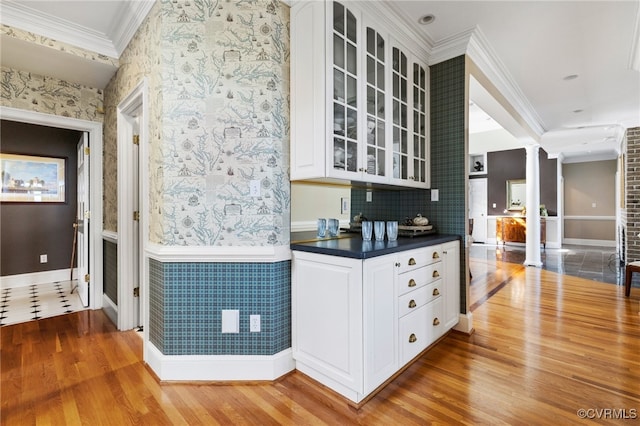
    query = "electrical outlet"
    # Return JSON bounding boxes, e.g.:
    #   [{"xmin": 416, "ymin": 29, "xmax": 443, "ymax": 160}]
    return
[
  {"xmin": 40, "ymin": 254, "xmax": 47, "ymax": 263},
  {"xmin": 249, "ymin": 180, "xmax": 261, "ymax": 197},
  {"xmin": 341, "ymin": 197, "xmax": 349, "ymax": 214},
  {"xmin": 366, "ymin": 191, "xmax": 372, "ymax": 202},
  {"xmin": 431, "ymin": 189, "xmax": 439, "ymax": 202},
  {"xmin": 250, "ymin": 314, "xmax": 261, "ymax": 332}
]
